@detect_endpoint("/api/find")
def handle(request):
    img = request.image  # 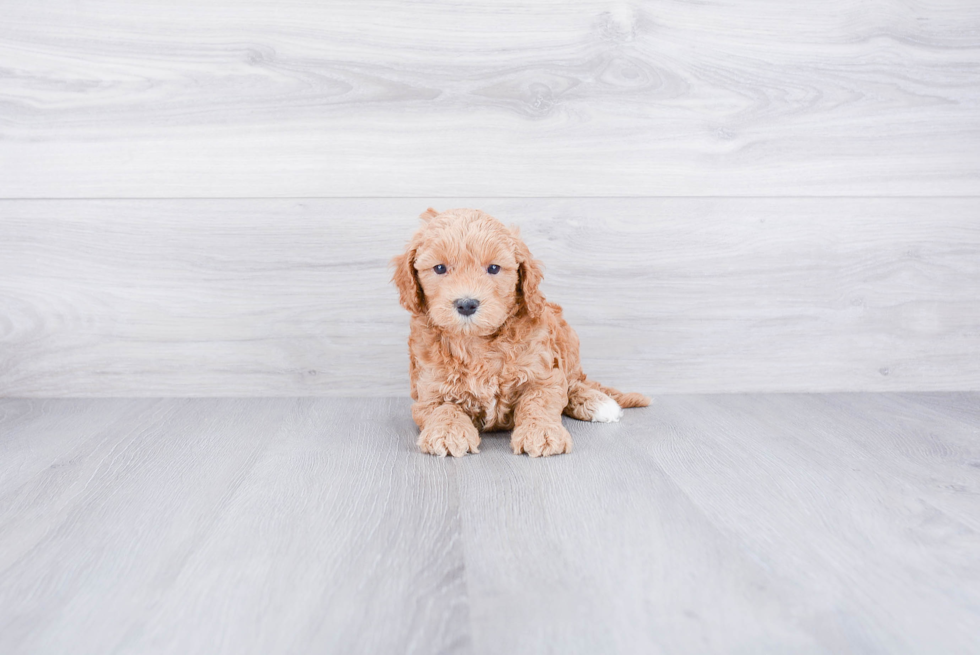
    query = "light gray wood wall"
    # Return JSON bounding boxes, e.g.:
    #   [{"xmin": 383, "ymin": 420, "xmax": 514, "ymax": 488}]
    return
[
  {"xmin": 2, "ymin": 0, "xmax": 979, "ymax": 197},
  {"xmin": 1, "ymin": 199, "xmax": 977, "ymax": 396},
  {"xmin": 1, "ymin": 1, "xmax": 978, "ymax": 396}
]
